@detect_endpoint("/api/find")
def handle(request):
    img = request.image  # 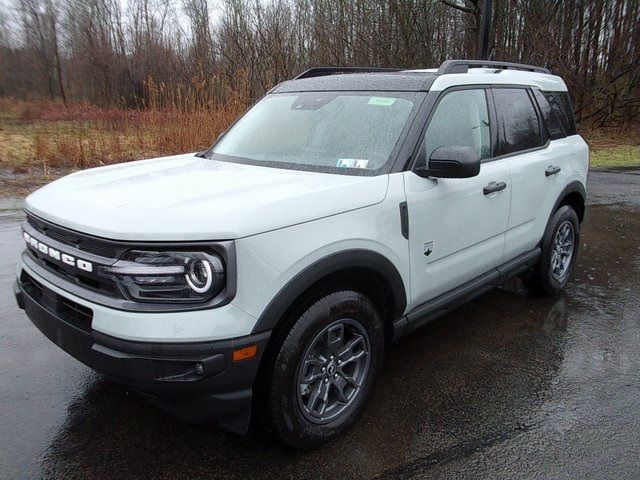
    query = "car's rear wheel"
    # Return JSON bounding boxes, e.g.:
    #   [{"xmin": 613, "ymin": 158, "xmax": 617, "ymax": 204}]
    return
[
  {"xmin": 264, "ymin": 291, "xmax": 384, "ymax": 449},
  {"xmin": 526, "ymin": 205, "xmax": 580, "ymax": 295}
]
